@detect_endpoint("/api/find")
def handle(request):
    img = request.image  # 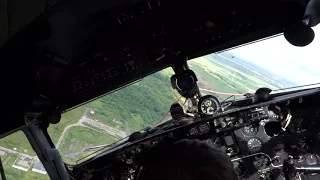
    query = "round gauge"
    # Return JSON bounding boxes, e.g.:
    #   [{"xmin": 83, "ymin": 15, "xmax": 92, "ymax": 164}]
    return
[
  {"xmin": 241, "ymin": 125, "xmax": 258, "ymax": 136},
  {"xmin": 253, "ymin": 154, "xmax": 270, "ymax": 169},
  {"xmin": 292, "ymin": 117, "xmax": 309, "ymax": 133},
  {"xmin": 306, "ymin": 154, "xmax": 318, "ymax": 165},
  {"xmin": 260, "ymin": 171, "xmax": 275, "ymax": 180},
  {"xmin": 198, "ymin": 95, "xmax": 221, "ymax": 115},
  {"xmin": 247, "ymin": 138, "xmax": 262, "ymax": 153}
]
